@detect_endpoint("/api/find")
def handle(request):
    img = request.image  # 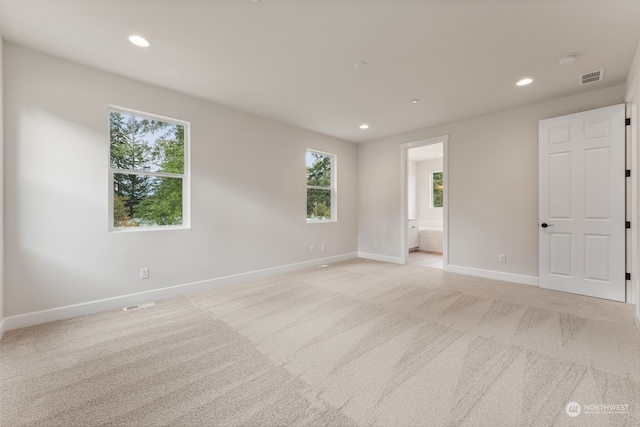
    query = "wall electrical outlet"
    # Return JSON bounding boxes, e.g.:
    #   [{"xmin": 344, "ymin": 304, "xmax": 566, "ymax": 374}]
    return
[
  {"xmin": 140, "ymin": 267, "xmax": 149, "ymax": 279},
  {"xmin": 498, "ymin": 254, "xmax": 506, "ymax": 263},
  {"xmin": 320, "ymin": 243, "xmax": 326, "ymax": 251},
  {"xmin": 310, "ymin": 245, "xmax": 315, "ymax": 253}
]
